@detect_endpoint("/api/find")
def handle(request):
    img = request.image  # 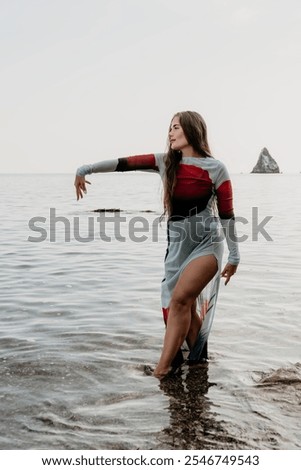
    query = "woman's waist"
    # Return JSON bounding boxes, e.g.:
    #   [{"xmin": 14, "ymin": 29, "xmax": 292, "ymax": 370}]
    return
[
  {"xmin": 170, "ymin": 193, "xmax": 216, "ymax": 218},
  {"xmin": 169, "ymin": 208, "xmax": 217, "ymax": 224},
  {"xmin": 168, "ymin": 210, "xmax": 222, "ymax": 238}
]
